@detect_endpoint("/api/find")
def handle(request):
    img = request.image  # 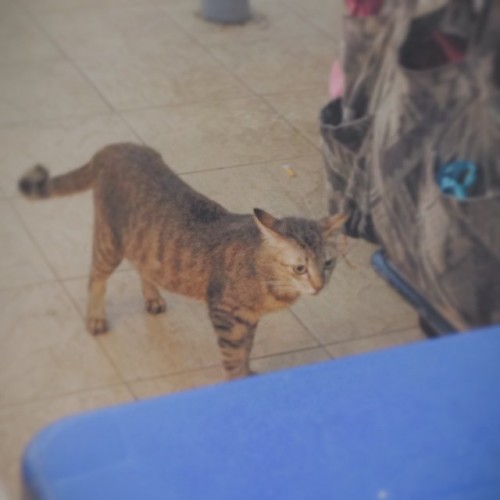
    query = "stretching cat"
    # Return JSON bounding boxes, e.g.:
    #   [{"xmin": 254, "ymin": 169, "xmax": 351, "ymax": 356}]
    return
[{"xmin": 19, "ymin": 143, "xmax": 346, "ymax": 379}]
